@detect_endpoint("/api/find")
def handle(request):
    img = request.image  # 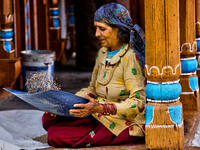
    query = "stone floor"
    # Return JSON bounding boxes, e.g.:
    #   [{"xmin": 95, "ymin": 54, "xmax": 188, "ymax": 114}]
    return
[{"xmin": 0, "ymin": 56, "xmax": 93, "ymax": 111}]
